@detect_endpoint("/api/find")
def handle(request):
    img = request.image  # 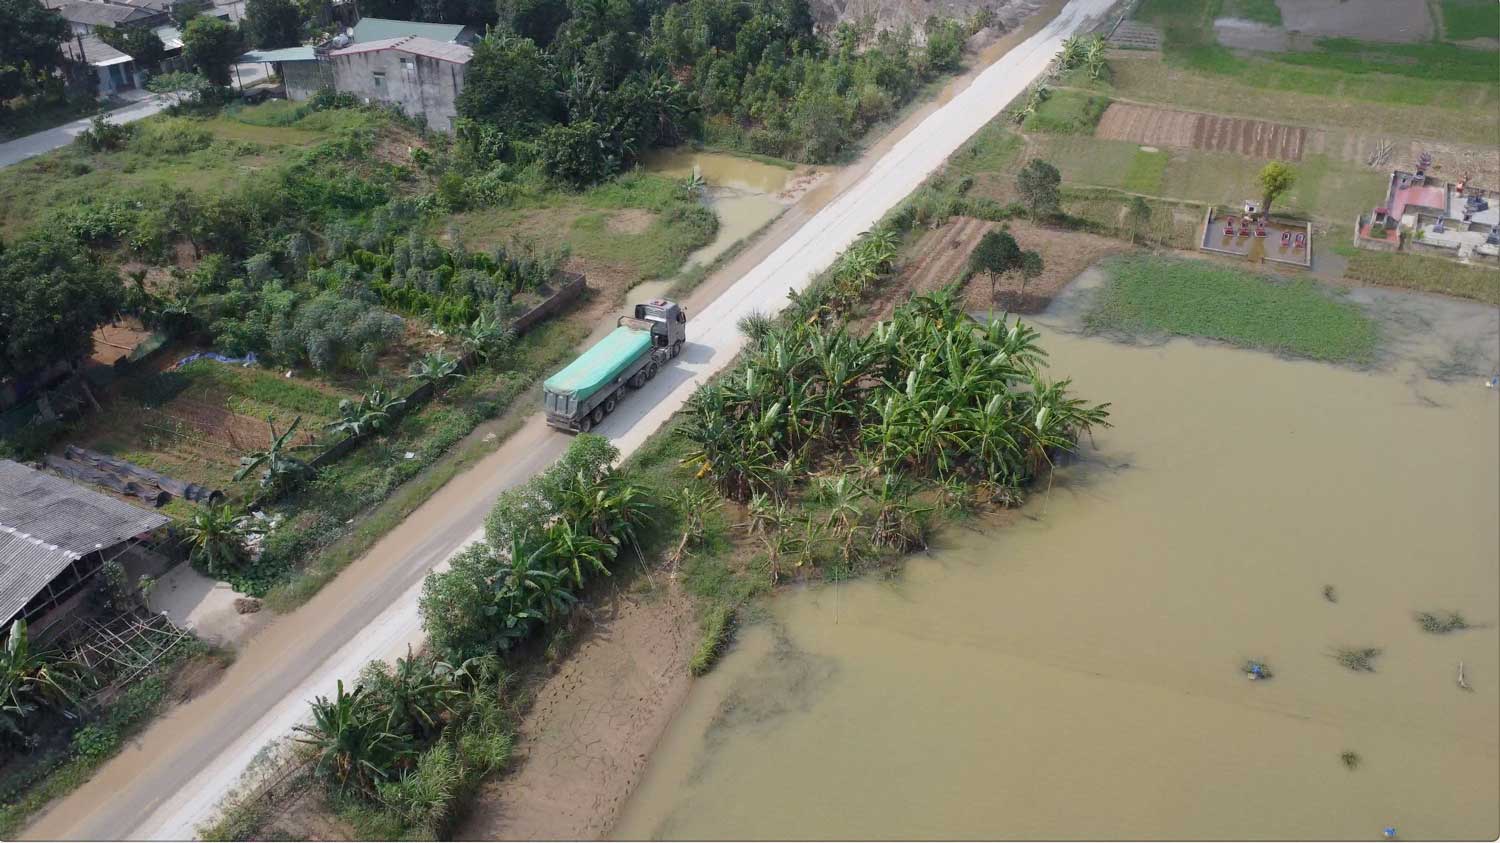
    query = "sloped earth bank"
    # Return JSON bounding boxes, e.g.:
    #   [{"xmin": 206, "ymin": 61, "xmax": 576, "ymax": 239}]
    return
[
  {"xmin": 612, "ymin": 273, "xmax": 1500, "ymax": 840},
  {"xmin": 457, "ymin": 584, "xmax": 697, "ymax": 840},
  {"xmin": 21, "ymin": 0, "xmax": 1117, "ymax": 837}
]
